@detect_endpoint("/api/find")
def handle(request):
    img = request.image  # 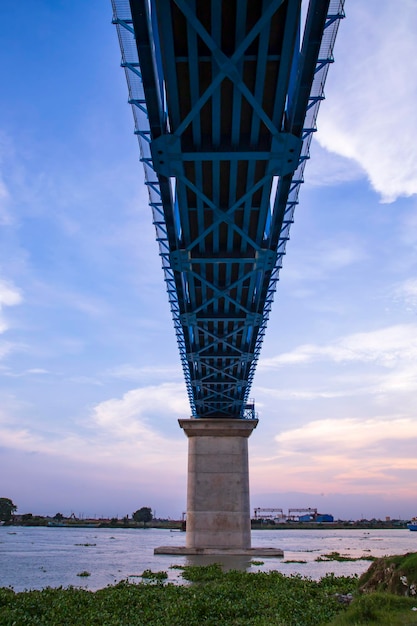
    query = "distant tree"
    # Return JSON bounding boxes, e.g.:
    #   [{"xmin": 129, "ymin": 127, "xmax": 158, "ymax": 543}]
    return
[
  {"xmin": 0, "ymin": 498, "xmax": 17, "ymax": 522},
  {"xmin": 133, "ymin": 507, "xmax": 153, "ymax": 527},
  {"xmin": 54, "ymin": 513, "xmax": 64, "ymax": 522}
]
